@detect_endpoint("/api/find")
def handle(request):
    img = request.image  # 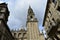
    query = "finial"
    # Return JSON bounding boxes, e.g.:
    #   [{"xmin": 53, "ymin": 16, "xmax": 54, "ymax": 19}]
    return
[
  {"xmin": 29, "ymin": 5, "xmax": 31, "ymax": 8},
  {"xmin": 21, "ymin": 26, "xmax": 25, "ymax": 30},
  {"xmin": 29, "ymin": 5, "xmax": 32, "ymax": 9}
]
